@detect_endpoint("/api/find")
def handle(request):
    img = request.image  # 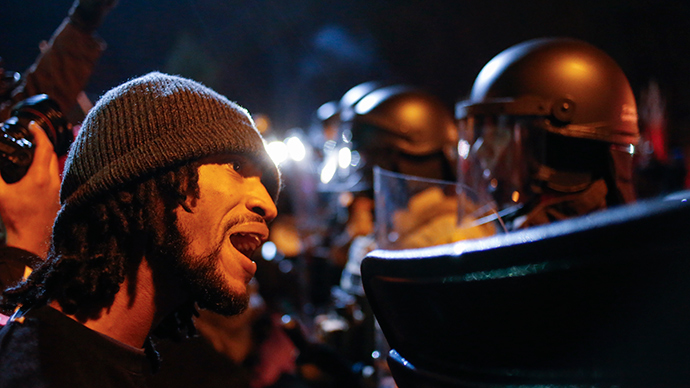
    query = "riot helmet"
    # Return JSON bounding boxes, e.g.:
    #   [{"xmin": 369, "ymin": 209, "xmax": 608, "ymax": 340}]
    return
[
  {"xmin": 457, "ymin": 37, "xmax": 639, "ymax": 228},
  {"xmin": 321, "ymin": 85, "xmax": 457, "ymax": 194}
]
